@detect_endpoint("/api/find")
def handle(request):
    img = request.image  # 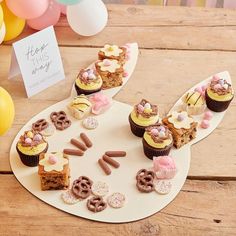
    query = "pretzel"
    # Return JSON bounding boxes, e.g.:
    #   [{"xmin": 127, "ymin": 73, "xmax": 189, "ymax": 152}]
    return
[
  {"xmin": 50, "ymin": 111, "xmax": 66, "ymax": 122},
  {"xmin": 32, "ymin": 119, "xmax": 49, "ymax": 132},
  {"xmin": 87, "ymin": 196, "xmax": 107, "ymax": 213},
  {"xmin": 136, "ymin": 176, "xmax": 154, "ymax": 193},
  {"xmin": 73, "ymin": 176, "xmax": 93, "ymax": 188},
  {"xmin": 50, "ymin": 111, "xmax": 71, "ymax": 130},
  {"xmin": 136, "ymin": 169, "xmax": 155, "ymax": 181},
  {"xmin": 72, "ymin": 181, "xmax": 92, "ymax": 199}
]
